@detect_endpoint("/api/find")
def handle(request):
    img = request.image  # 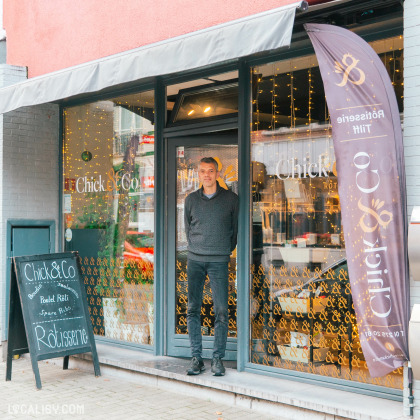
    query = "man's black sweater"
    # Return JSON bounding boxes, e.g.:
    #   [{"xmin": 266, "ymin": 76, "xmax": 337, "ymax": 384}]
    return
[{"xmin": 184, "ymin": 182, "xmax": 239, "ymax": 262}]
